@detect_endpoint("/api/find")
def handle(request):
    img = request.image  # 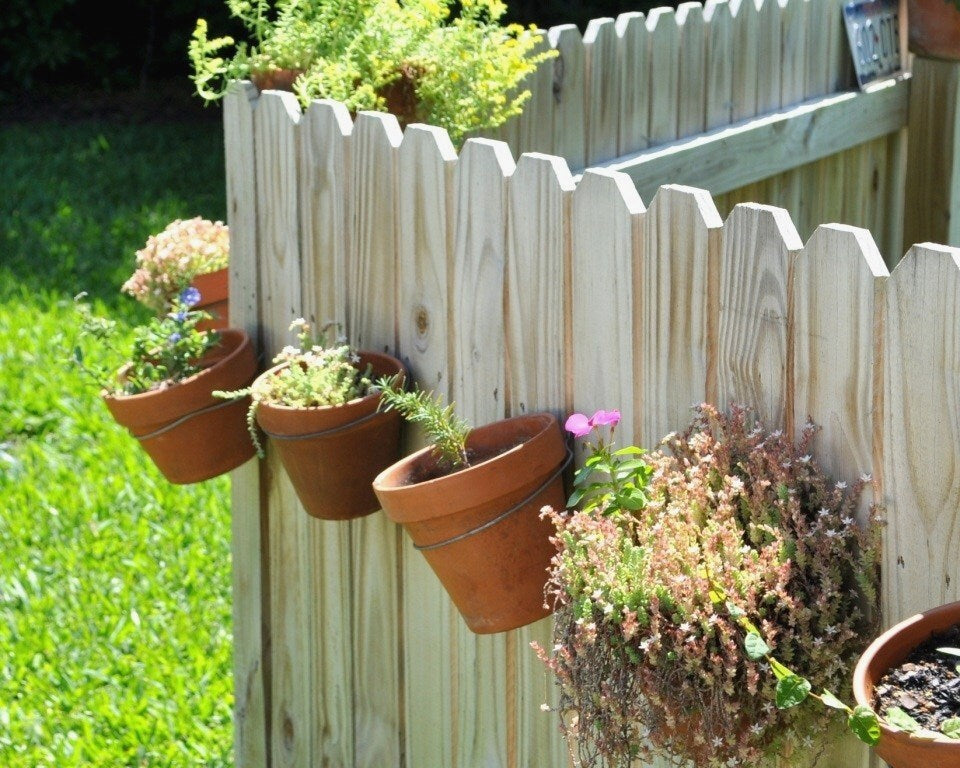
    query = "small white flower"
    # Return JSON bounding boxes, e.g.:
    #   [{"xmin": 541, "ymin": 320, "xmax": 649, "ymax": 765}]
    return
[
  {"xmin": 813, "ymin": 637, "xmax": 824, "ymax": 647},
  {"xmin": 825, "ymin": 624, "xmax": 838, "ymax": 635},
  {"xmin": 711, "ymin": 736, "xmax": 724, "ymax": 748},
  {"xmin": 825, "ymin": 528, "xmax": 840, "ymax": 538},
  {"xmin": 540, "ymin": 703, "xmax": 551, "ymax": 712},
  {"xmin": 750, "ymin": 723, "xmax": 764, "ymax": 736},
  {"xmin": 835, "ymin": 481, "xmax": 847, "ymax": 490},
  {"xmin": 817, "ymin": 507, "xmax": 830, "ymax": 517},
  {"xmin": 679, "ymin": 622, "xmax": 693, "ymax": 634},
  {"xmin": 799, "ymin": 455, "xmax": 811, "ymax": 463}
]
